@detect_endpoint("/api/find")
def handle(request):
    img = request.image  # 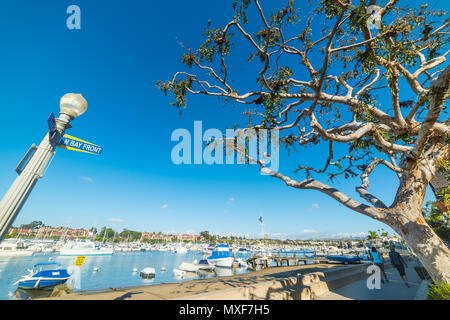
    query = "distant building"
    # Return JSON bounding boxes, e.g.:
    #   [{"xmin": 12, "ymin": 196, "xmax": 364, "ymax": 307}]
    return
[
  {"xmin": 7, "ymin": 226, "xmax": 90, "ymax": 239},
  {"xmin": 176, "ymin": 234, "xmax": 202, "ymax": 242},
  {"xmin": 140, "ymin": 232, "xmax": 172, "ymax": 242}
]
